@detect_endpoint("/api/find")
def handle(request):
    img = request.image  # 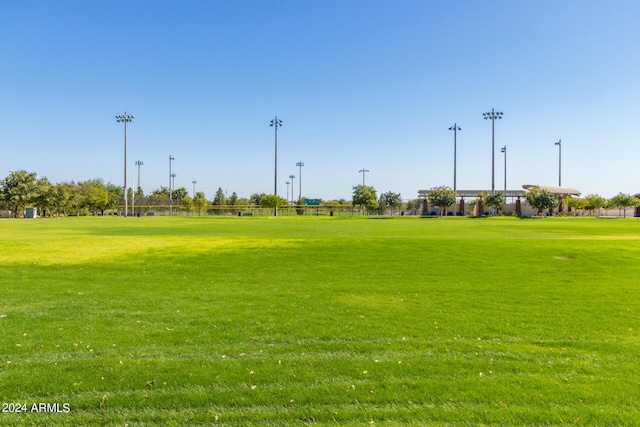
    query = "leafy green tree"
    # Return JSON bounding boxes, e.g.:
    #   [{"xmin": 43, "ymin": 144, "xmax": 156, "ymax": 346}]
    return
[
  {"xmin": 236, "ymin": 197, "xmax": 250, "ymax": 207},
  {"xmin": 50, "ymin": 182, "xmax": 72, "ymax": 217},
  {"xmin": 608, "ymin": 193, "xmax": 639, "ymax": 217},
  {"xmin": 149, "ymin": 187, "xmax": 170, "ymax": 206},
  {"xmin": 79, "ymin": 180, "xmax": 109, "ymax": 215},
  {"xmin": 565, "ymin": 196, "xmax": 587, "ymax": 216},
  {"xmin": 172, "ymin": 187, "xmax": 188, "ymax": 204},
  {"xmin": 213, "ymin": 187, "xmax": 226, "ymax": 205},
  {"xmin": 259, "ymin": 194, "xmax": 288, "ymax": 209},
  {"xmin": 484, "ymin": 192, "xmax": 505, "ymax": 215},
  {"xmin": 380, "ymin": 191, "xmax": 402, "ymax": 214},
  {"xmin": 405, "ymin": 198, "xmax": 422, "ymax": 215},
  {"xmin": 134, "ymin": 186, "xmax": 146, "ymax": 204},
  {"xmin": 352, "ymin": 184, "xmax": 378, "ymax": 214},
  {"xmin": 583, "ymin": 193, "xmax": 606, "ymax": 216},
  {"xmin": 32, "ymin": 177, "xmax": 54, "ymax": 217},
  {"xmin": 426, "ymin": 185, "xmax": 457, "ymax": 216},
  {"xmin": 132, "ymin": 186, "xmax": 146, "ymax": 215},
  {"xmin": 228, "ymin": 192, "xmax": 239, "ymax": 206},
  {"xmin": 65, "ymin": 182, "xmax": 84, "ymax": 216},
  {"xmin": 96, "ymin": 179, "xmax": 120, "ymax": 215},
  {"xmin": 209, "ymin": 187, "xmax": 227, "ymax": 214},
  {"xmin": 194, "ymin": 191, "xmax": 208, "ymax": 215},
  {"xmin": 249, "ymin": 193, "xmax": 263, "ymax": 206},
  {"xmin": 0, "ymin": 170, "xmax": 39, "ymax": 217},
  {"xmin": 126, "ymin": 187, "xmax": 135, "ymax": 213},
  {"xmin": 181, "ymin": 195, "xmax": 194, "ymax": 213},
  {"xmin": 377, "ymin": 194, "xmax": 387, "ymax": 215},
  {"xmin": 524, "ymin": 186, "xmax": 559, "ymax": 215}
]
